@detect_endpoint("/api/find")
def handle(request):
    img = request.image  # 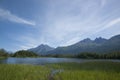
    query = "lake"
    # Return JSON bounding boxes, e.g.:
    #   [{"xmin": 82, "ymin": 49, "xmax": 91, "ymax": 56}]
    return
[{"xmin": 0, "ymin": 57, "xmax": 120, "ymax": 65}]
